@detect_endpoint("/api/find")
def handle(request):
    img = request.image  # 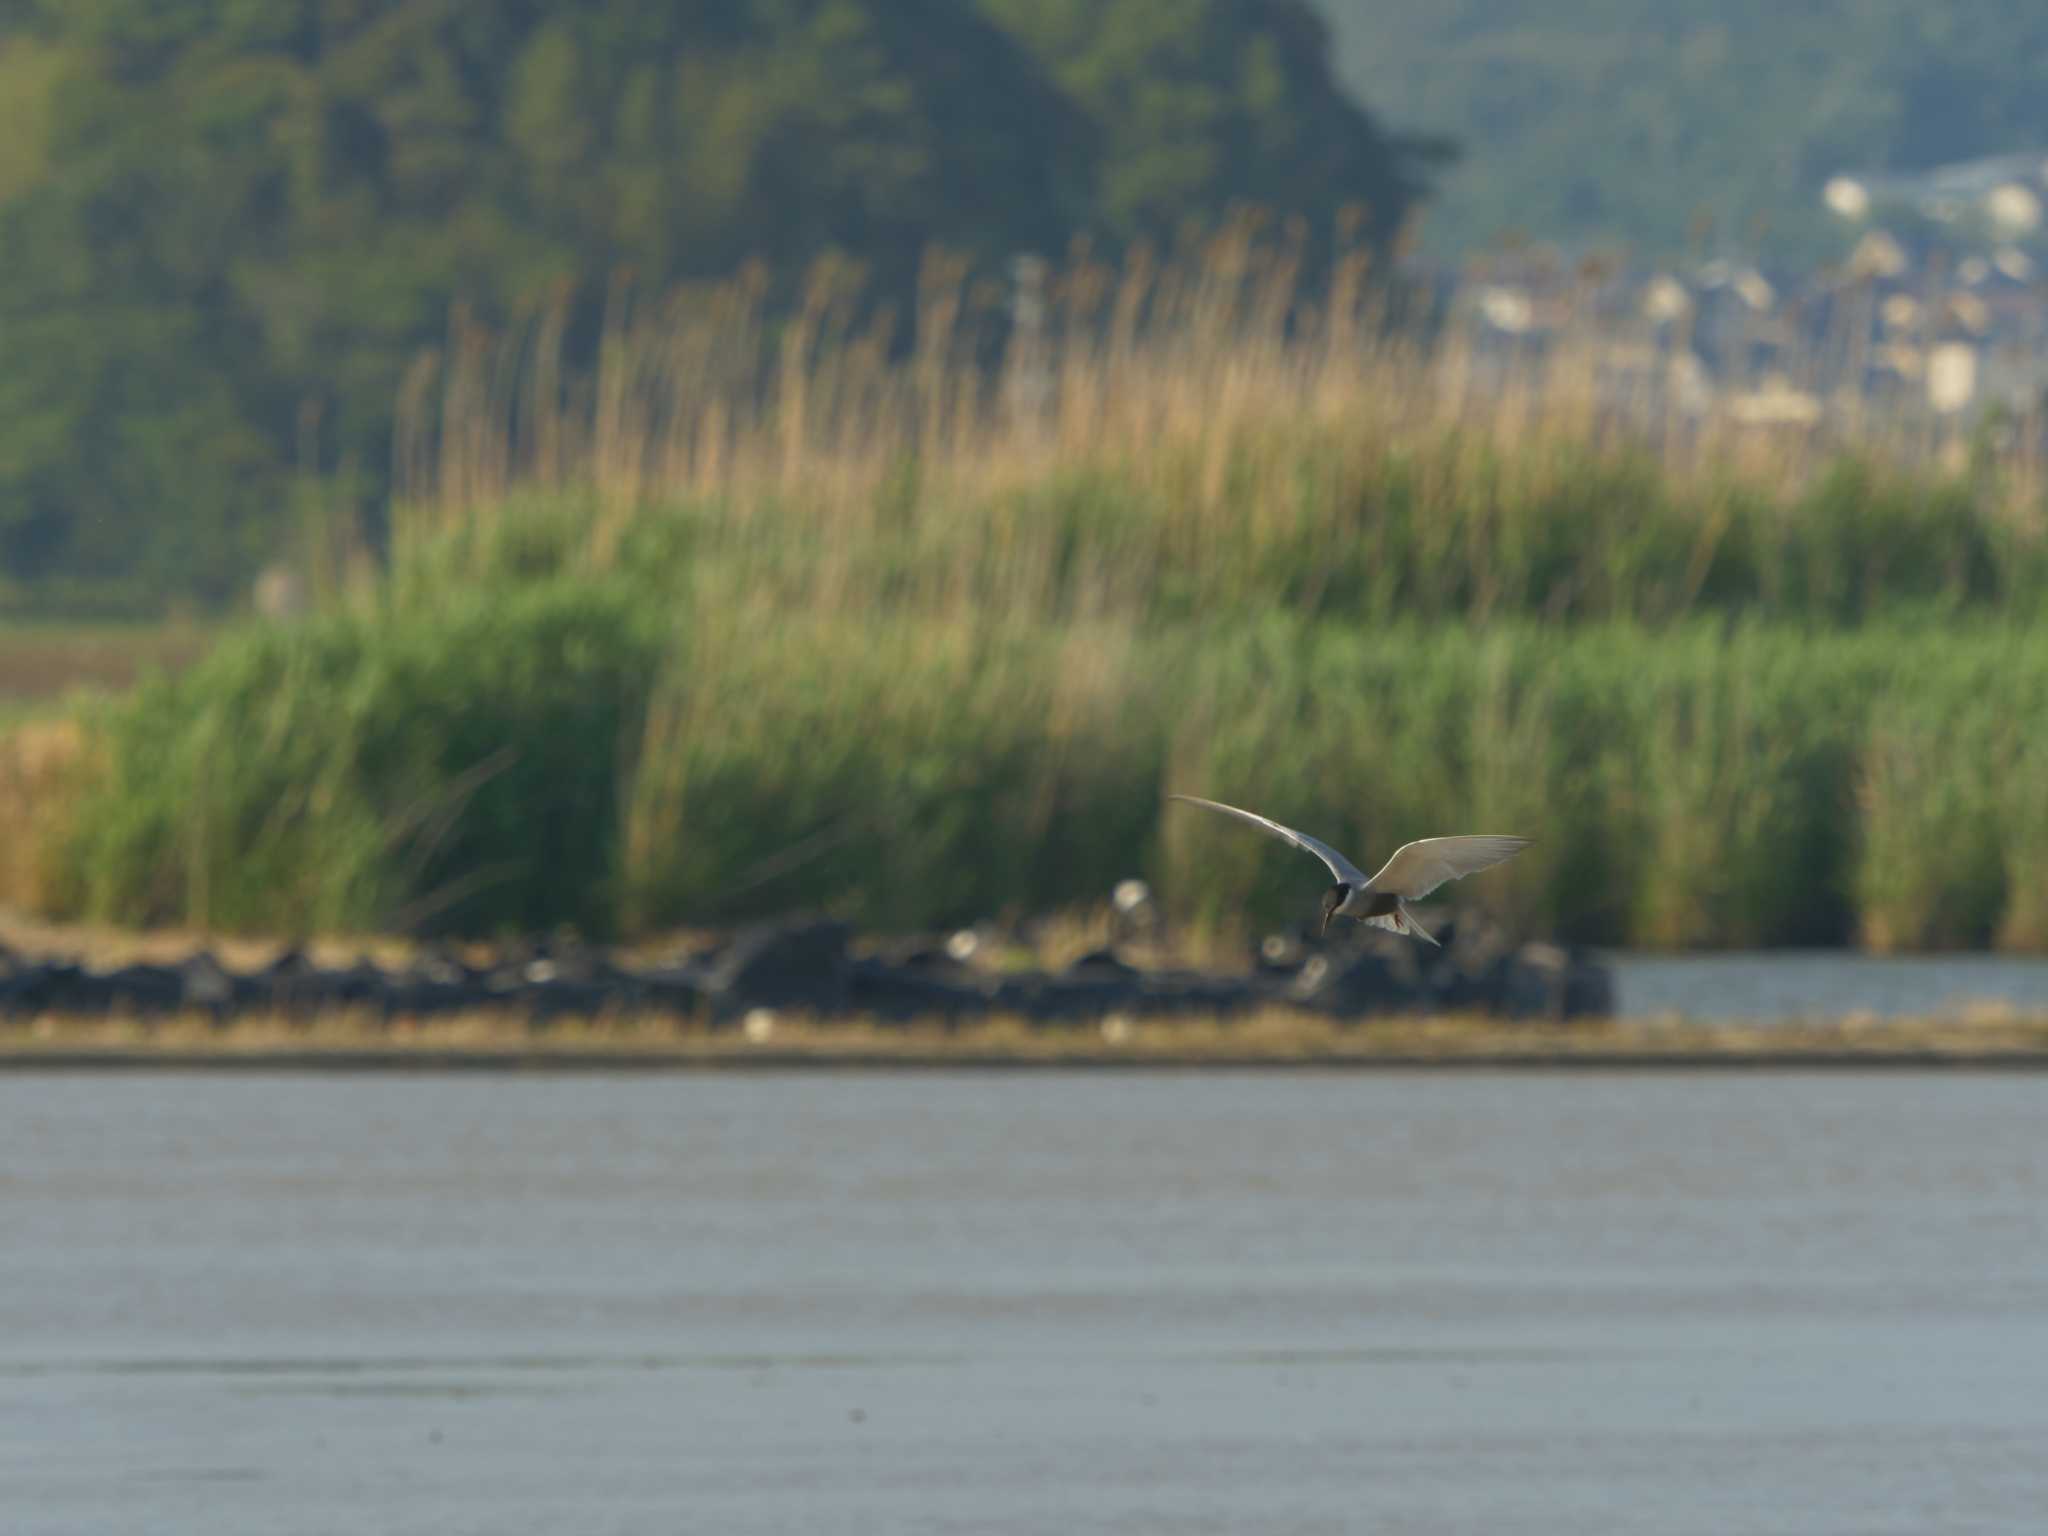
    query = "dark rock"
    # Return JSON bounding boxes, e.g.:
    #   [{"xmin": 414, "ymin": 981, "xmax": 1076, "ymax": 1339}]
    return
[
  {"xmin": 324, "ymin": 960, "xmax": 392, "ymax": 1009},
  {"xmin": 997, "ymin": 973, "xmax": 1142, "ymax": 1026},
  {"xmin": 101, "ymin": 963, "xmax": 184, "ymax": 1015},
  {"xmin": 261, "ymin": 945, "xmax": 314, "ymax": 978},
  {"xmin": 420, "ymin": 947, "xmax": 483, "ymax": 986},
  {"xmin": 382, "ymin": 957, "xmax": 488, "ymax": 1019},
  {"xmin": 0, "ymin": 915, "xmax": 1613, "ymax": 1034},
  {"xmin": 865, "ymin": 936, "xmax": 940, "ymax": 967},
  {"xmin": 528, "ymin": 930, "xmax": 605, "ymax": 985},
  {"xmin": 1063, "ymin": 947, "xmax": 1139, "ymax": 979},
  {"xmin": 1134, "ymin": 971, "xmax": 1265, "ymax": 1019},
  {"xmin": 1286, "ymin": 938, "xmax": 1425, "ymax": 1018},
  {"xmin": 702, "ymin": 919, "xmax": 851, "ymax": 1020},
  {"xmin": 635, "ymin": 964, "xmax": 712, "ymax": 1017},
  {"xmin": 1418, "ymin": 916, "xmax": 1519, "ymax": 1013},
  {"xmin": 179, "ymin": 952, "xmax": 237, "ymax": 1021},
  {"xmin": 484, "ymin": 935, "xmax": 535, "ymax": 974},
  {"xmin": 1500, "ymin": 943, "xmax": 1614, "ymax": 1021},
  {"xmin": 252, "ymin": 947, "xmax": 322, "ymax": 1013},
  {"xmin": 0, "ymin": 960, "xmax": 38, "ymax": 1016},
  {"xmin": 24, "ymin": 961, "xmax": 98, "ymax": 1014},
  {"xmin": 845, "ymin": 957, "xmax": 988, "ymax": 1026},
  {"xmin": 478, "ymin": 961, "xmax": 532, "ymax": 999},
  {"xmin": 520, "ymin": 977, "xmax": 616, "ymax": 1024},
  {"xmin": 69, "ymin": 963, "xmax": 123, "ymax": 1013}
]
